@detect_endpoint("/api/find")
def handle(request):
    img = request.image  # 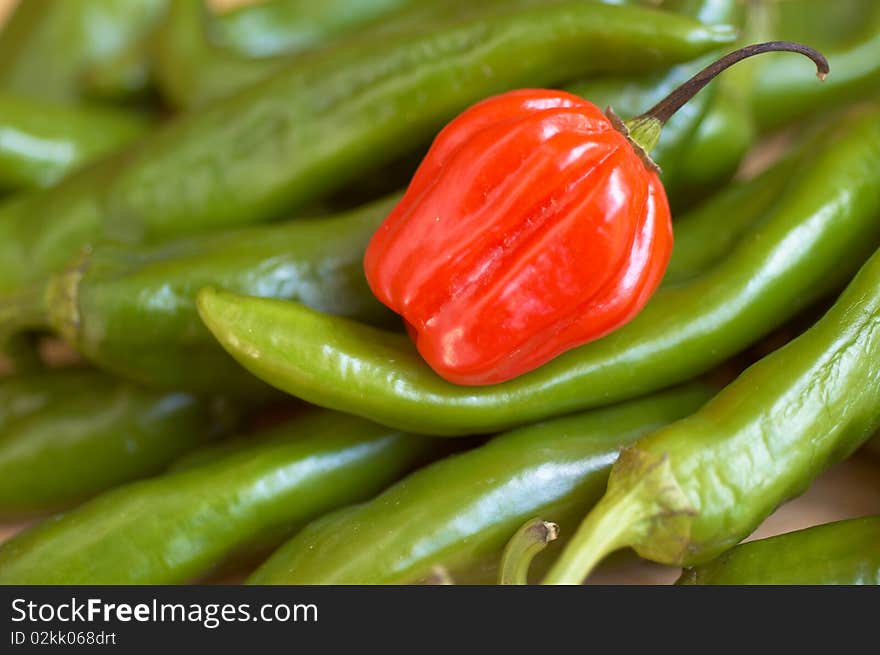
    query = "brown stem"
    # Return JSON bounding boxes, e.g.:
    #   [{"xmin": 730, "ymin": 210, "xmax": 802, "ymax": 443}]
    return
[{"xmin": 640, "ymin": 41, "xmax": 829, "ymax": 125}]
